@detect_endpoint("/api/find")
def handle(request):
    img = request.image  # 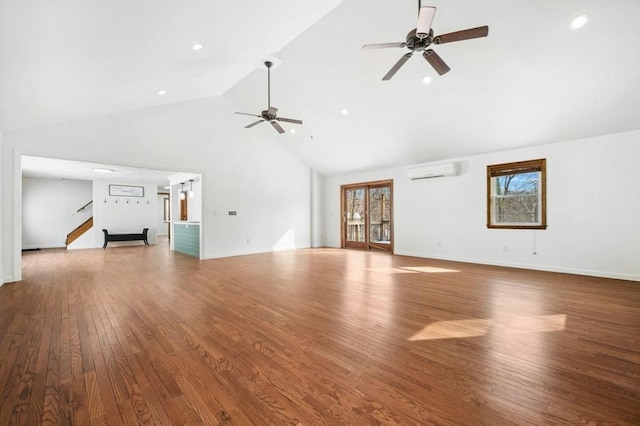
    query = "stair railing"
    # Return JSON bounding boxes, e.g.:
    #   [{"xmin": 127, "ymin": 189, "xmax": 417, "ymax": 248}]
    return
[{"xmin": 77, "ymin": 200, "xmax": 93, "ymax": 213}]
